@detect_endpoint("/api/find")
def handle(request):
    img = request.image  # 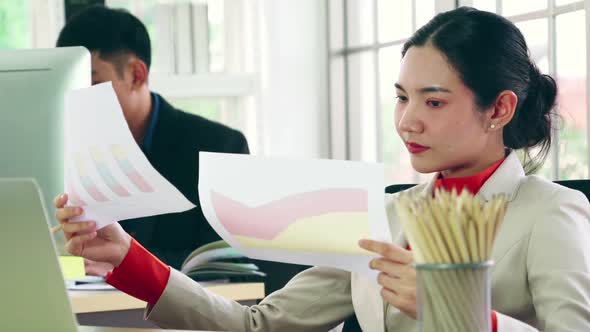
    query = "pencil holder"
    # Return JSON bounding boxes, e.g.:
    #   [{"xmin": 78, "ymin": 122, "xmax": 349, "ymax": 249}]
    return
[{"xmin": 415, "ymin": 261, "xmax": 493, "ymax": 332}]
